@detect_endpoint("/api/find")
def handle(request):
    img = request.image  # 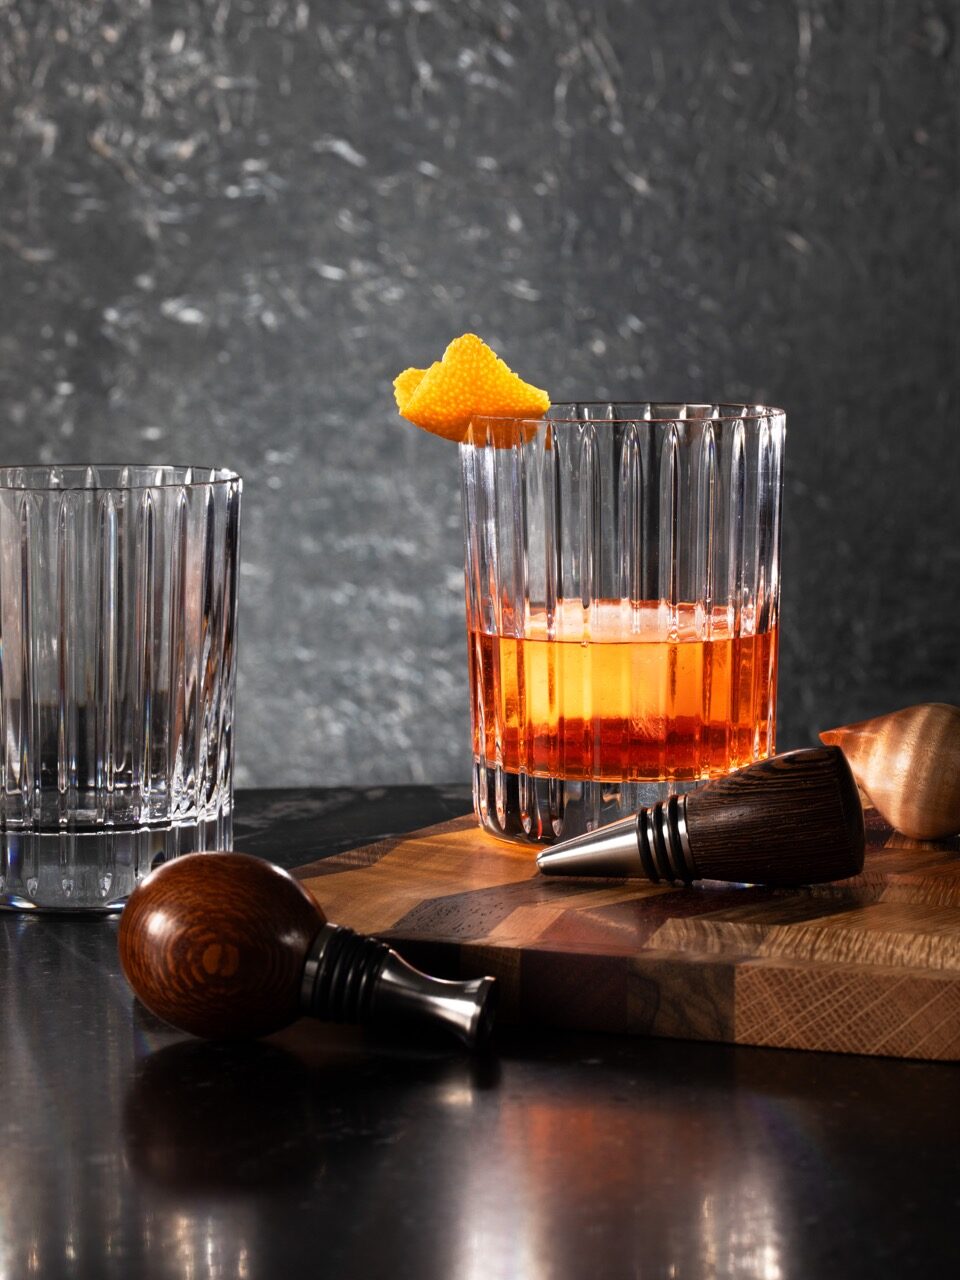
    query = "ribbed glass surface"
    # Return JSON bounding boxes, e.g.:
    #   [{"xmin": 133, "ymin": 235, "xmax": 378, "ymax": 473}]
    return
[
  {"xmin": 460, "ymin": 404, "xmax": 785, "ymax": 843},
  {"xmin": 0, "ymin": 465, "xmax": 242, "ymax": 909}
]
